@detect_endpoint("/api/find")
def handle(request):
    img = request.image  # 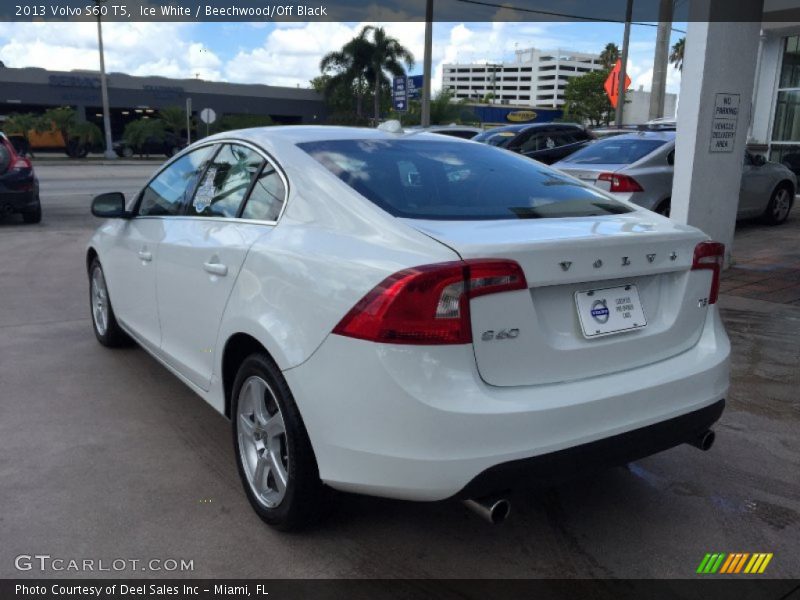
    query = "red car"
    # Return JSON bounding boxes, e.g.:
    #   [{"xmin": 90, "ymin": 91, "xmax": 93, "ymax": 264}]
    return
[{"xmin": 0, "ymin": 132, "xmax": 41, "ymax": 223}]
